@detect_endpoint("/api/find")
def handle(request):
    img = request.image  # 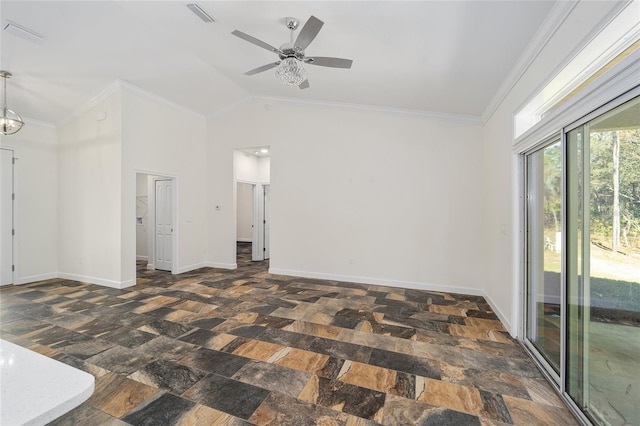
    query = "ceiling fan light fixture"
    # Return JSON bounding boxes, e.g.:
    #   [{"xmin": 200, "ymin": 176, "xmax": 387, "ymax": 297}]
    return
[
  {"xmin": 0, "ymin": 71, "xmax": 24, "ymax": 136},
  {"xmin": 276, "ymin": 57, "xmax": 307, "ymax": 86}
]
